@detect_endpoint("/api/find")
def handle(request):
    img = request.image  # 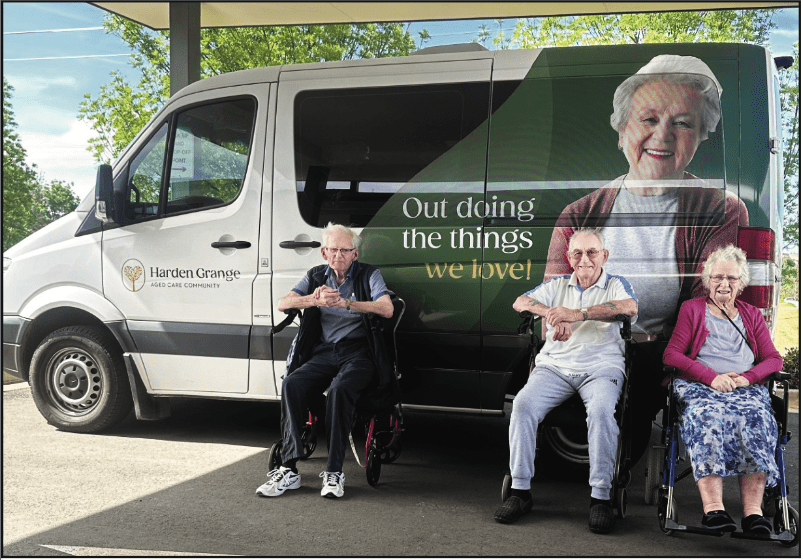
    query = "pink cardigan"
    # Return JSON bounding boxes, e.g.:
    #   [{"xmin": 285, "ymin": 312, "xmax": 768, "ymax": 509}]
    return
[{"xmin": 663, "ymin": 296, "xmax": 783, "ymax": 386}]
